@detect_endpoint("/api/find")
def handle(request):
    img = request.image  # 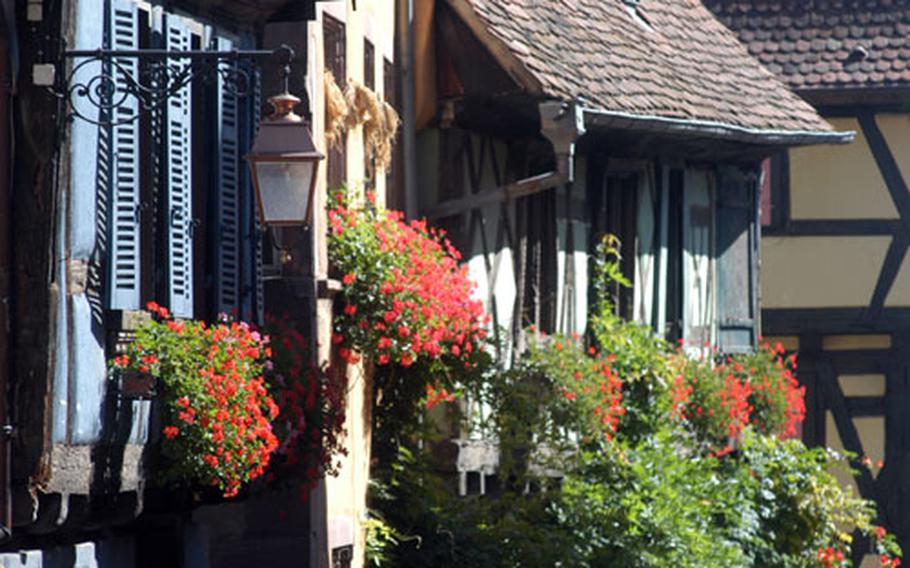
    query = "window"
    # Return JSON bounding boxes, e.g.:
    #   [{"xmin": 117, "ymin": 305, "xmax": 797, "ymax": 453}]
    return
[
  {"xmin": 83, "ymin": 0, "xmax": 263, "ymax": 323},
  {"xmin": 588, "ymin": 164, "xmax": 653, "ymax": 325},
  {"xmin": 363, "ymin": 39, "xmax": 375, "ymax": 90},
  {"xmin": 588, "ymin": 162, "xmax": 758, "ymax": 352},
  {"xmin": 594, "ymin": 173, "xmax": 638, "ymax": 321},
  {"xmin": 324, "ymin": 15, "xmax": 346, "ymax": 192},
  {"xmin": 665, "ymin": 169, "xmax": 684, "ymax": 342},
  {"xmin": 364, "ymin": 39, "xmax": 375, "ymax": 188}
]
